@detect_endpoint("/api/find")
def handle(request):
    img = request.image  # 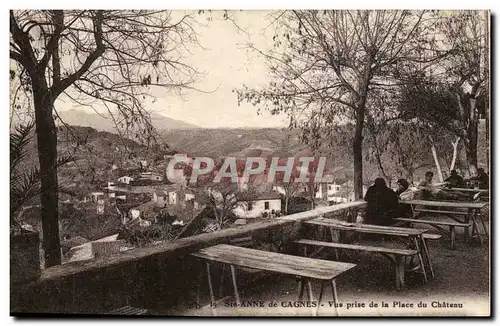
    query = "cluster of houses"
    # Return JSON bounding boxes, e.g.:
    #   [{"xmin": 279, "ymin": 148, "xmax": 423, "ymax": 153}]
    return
[{"xmin": 61, "ymin": 153, "xmax": 367, "ymax": 263}]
